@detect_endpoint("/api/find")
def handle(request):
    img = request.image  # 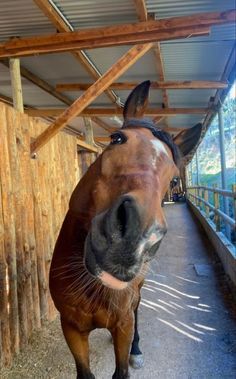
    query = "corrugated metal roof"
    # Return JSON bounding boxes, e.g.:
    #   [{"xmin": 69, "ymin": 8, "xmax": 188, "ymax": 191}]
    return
[
  {"xmin": 146, "ymin": 0, "xmax": 235, "ymax": 18},
  {"xmin": 0, "ymin": 0, "xmax": 235, "ymax": 138},
  {"xmin": 0, "ymin": 0, "xmax": 55, "ymax": 41},
  {"xmin": 161, "ymin": 41, "xmax": 235, "ymax": 81},
  {"xmin": 21, "ymin": 53, "xmax": 92, "ymax": 83},
  {"xmin": 54, "ymin": 0, "xmax": 138, "ymax": 29}
]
